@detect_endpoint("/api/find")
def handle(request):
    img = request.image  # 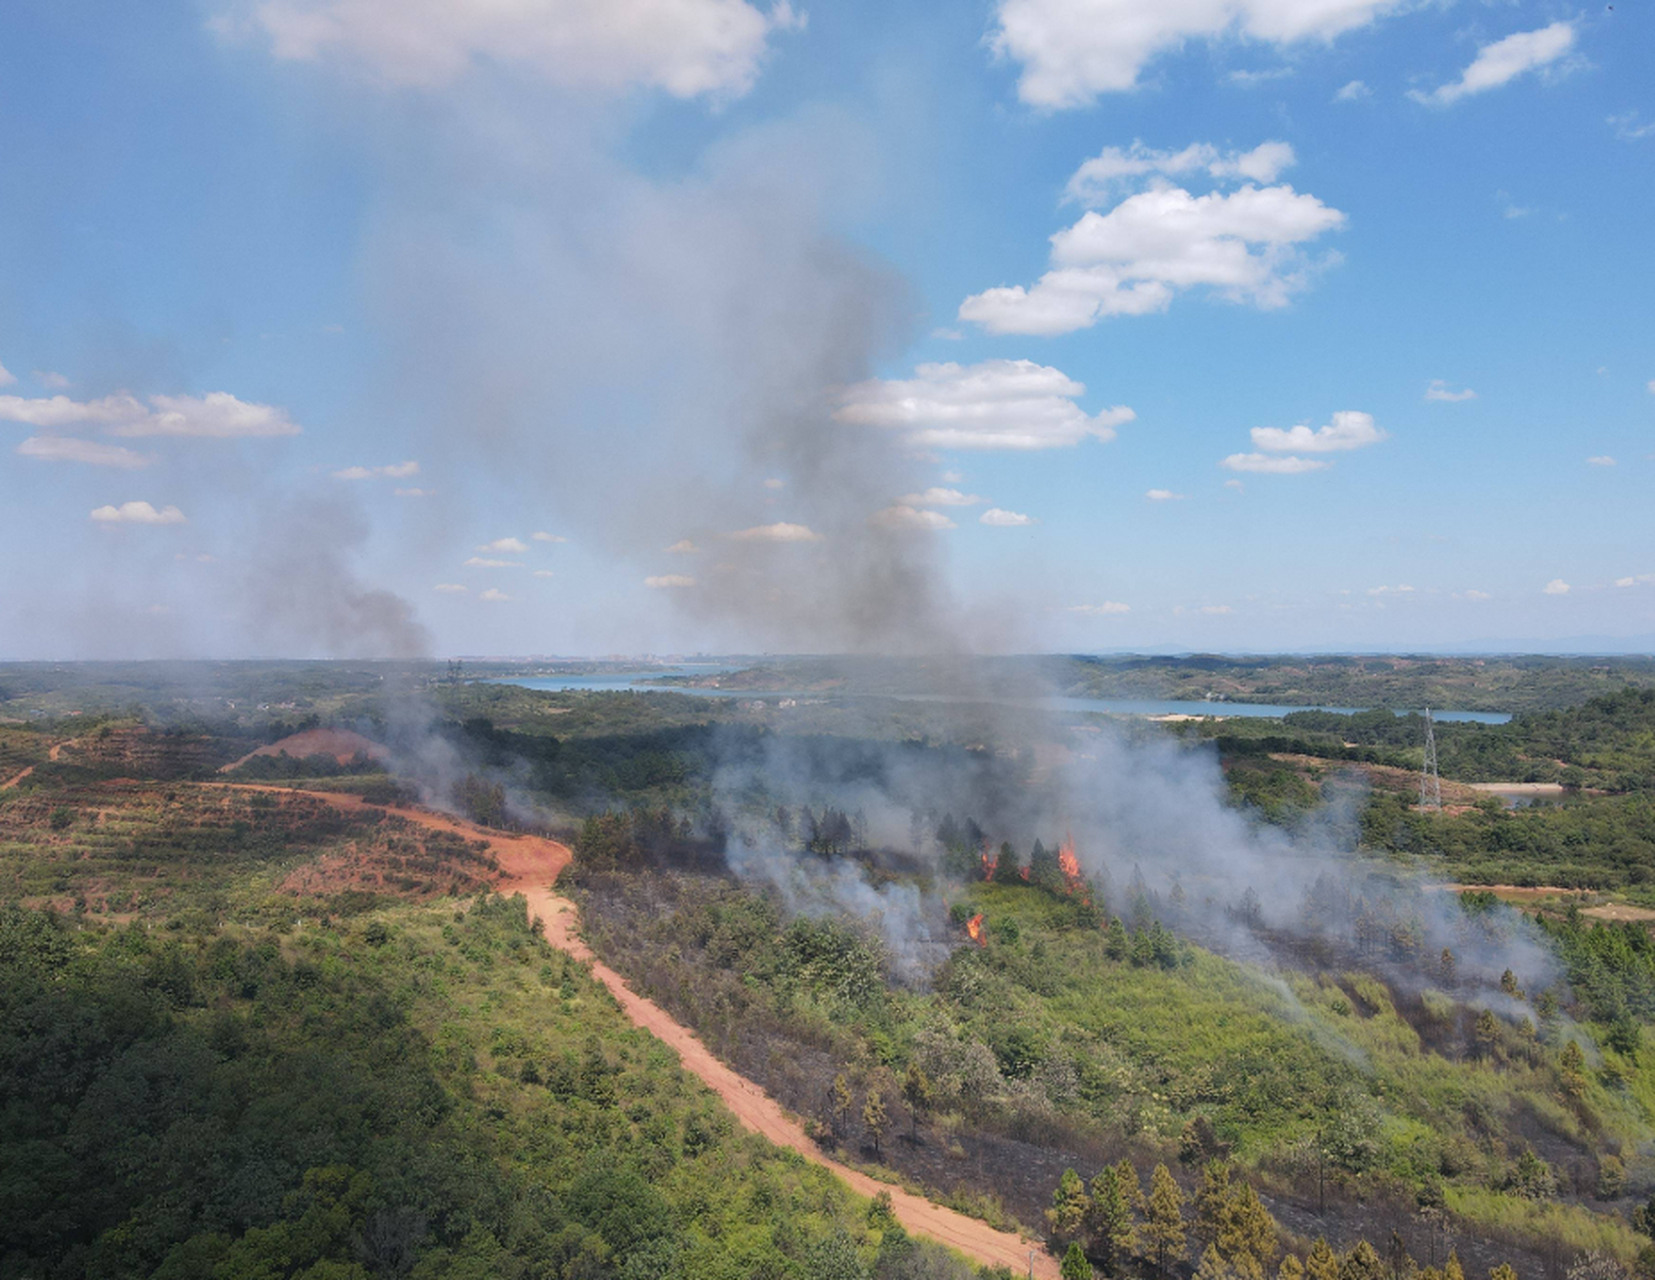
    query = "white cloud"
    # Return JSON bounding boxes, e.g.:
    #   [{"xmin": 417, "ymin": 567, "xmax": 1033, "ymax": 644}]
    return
[
  {"xmin": 645, "ymin": 574, "xmax": 696, "ymax": 588},
  {"xmin": 980, "ymin": 507, "xmax": 1036, "ymax": 527},
  {"xmin": 1542, "ymin": 578, "xmax": 1570, "ymax": 595},
  {"xmin": 478, "ymin": 536, "xmax": 529, "ymax": 553},
  {"xmin": 1068, "ymin": 601, "xmax": 1130, "ymax": 615},
  {"xmin": 726, "ymin": 521, "xmax": 822, "ymax": 542},
  {"xmin": 465, "ymin": 556, "xmax": 521, "ymax": 568},
  {"xmin": 333, "ymin": 459, "xmax": 419, "ymax": 480},
  {"xmin": 531, "ymin": 530, "xmax": 568, "ymax": 543},
  {"xmin": 1425, "ymin": 380, "xmax": 1476, "ymax": 402},
  {"xmin": 1366, "ymin": 584, "xmax": 1415, "ymax": 596},
  {"xmin": 873, "ymin": 506, "xmax": 957, "ymax": 531},
  {"xmin": 961, "ymin": 179, "xmax": 1345, "ymax": 335},
  {"xmin": 1064, "ymin": 141, "xmax": 1295, "ymax": 204},
  {"xmin": 479, "ymin": 587, "xmax": 513, "ymax": 602},
  {"xmin": 1410, "ymin": 22, "xmax": 1576, "ymax": 107},
  {"xmin": 1200, "ymin": 604, "xmax": 1234, "ymax": 615},
  {"xmin": 1464, "ymin": 589, "xmax": 1492, "ymax": 601},
  {"xmin": 0, "ymin": 389, "xmax": 300, "ymax": 438},
  {"xmin": 532, "ymin": 569, "xmax": 556, "ymax": 578},
  {"xmin": 1609, "ymin": 112, "xmax": 1655, "ymax": 141},
  {"xmin": 1145, "ymin": 489, "xmax": 1186, "ymax": 501},
  {"xmin": 90, "ymin": 501, "xmax": 186, "ymax": 525},
  {"xmin": 665, "ymin": 539, "xmax": 699, "ymax": 554},
  {"xmin": 1227, "ymin": 66, "xmax": 1292, "ymax": 88},
  {"xmin": 899, "ymin": 487, "xmax": 986, "ymax": 507},
  {"xmin": 0, "ymin": 362, "xmax": 13, "ymax": 387},
  {"xmin": 1615, "ymin": 575, "xmax": 1655, "ymax": 588},
  {"xmin": 1587, "ymin": 456, "xmax": 1617, "ymax": 467},
  {"xmin": 36, "ymin": 370, "xmax": 70, "ymax": 389},
  {"xmin": 1334, "ymin": 79, "xmax": 1371, "ymax": 102},
  {"xmin": 940, "ymin": 470, "xmax": 965, "ymax": 484},
  {"xmin": 434, "ymin": 583, "xmax": 468, "ymax": 594},
  {"xmin": 226, "ymin": 0, "xmax": 794, "ymax": 99},
  {"xmin": 837, "ymin": 359, "xmax": 1133, "ymax": 449},
  {"xmin": 1221, "ymin": 452, "xmax": 1329, "ymax": 474},
  {"xmin": 395, "ymin": 487, "xmax": 432, "ymax": 497},
  {"xmin": 990, "ymin": 0, "xmax": 1410, "ymax": 107},
  {"xmin": 17, "ymin": 436, "xmax": 151, "ymax": 469},
  {"xmin": 1250, "ymin": 410, "xmax": 1385, "ymax": 453}
]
